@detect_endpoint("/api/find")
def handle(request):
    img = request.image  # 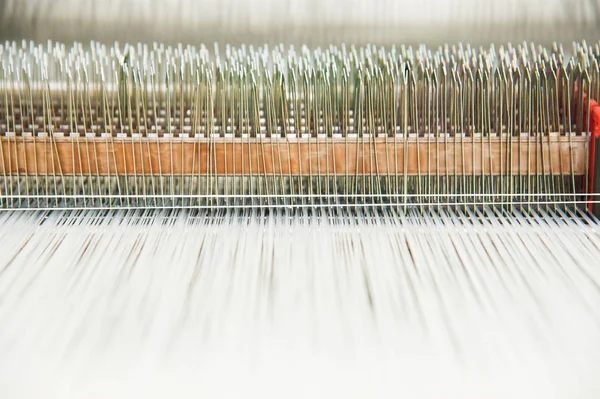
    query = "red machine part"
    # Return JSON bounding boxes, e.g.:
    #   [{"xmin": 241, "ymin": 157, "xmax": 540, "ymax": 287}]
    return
[{"xmin": 587, "ymin": 99, "xmax": 600, "ymax": 212}]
